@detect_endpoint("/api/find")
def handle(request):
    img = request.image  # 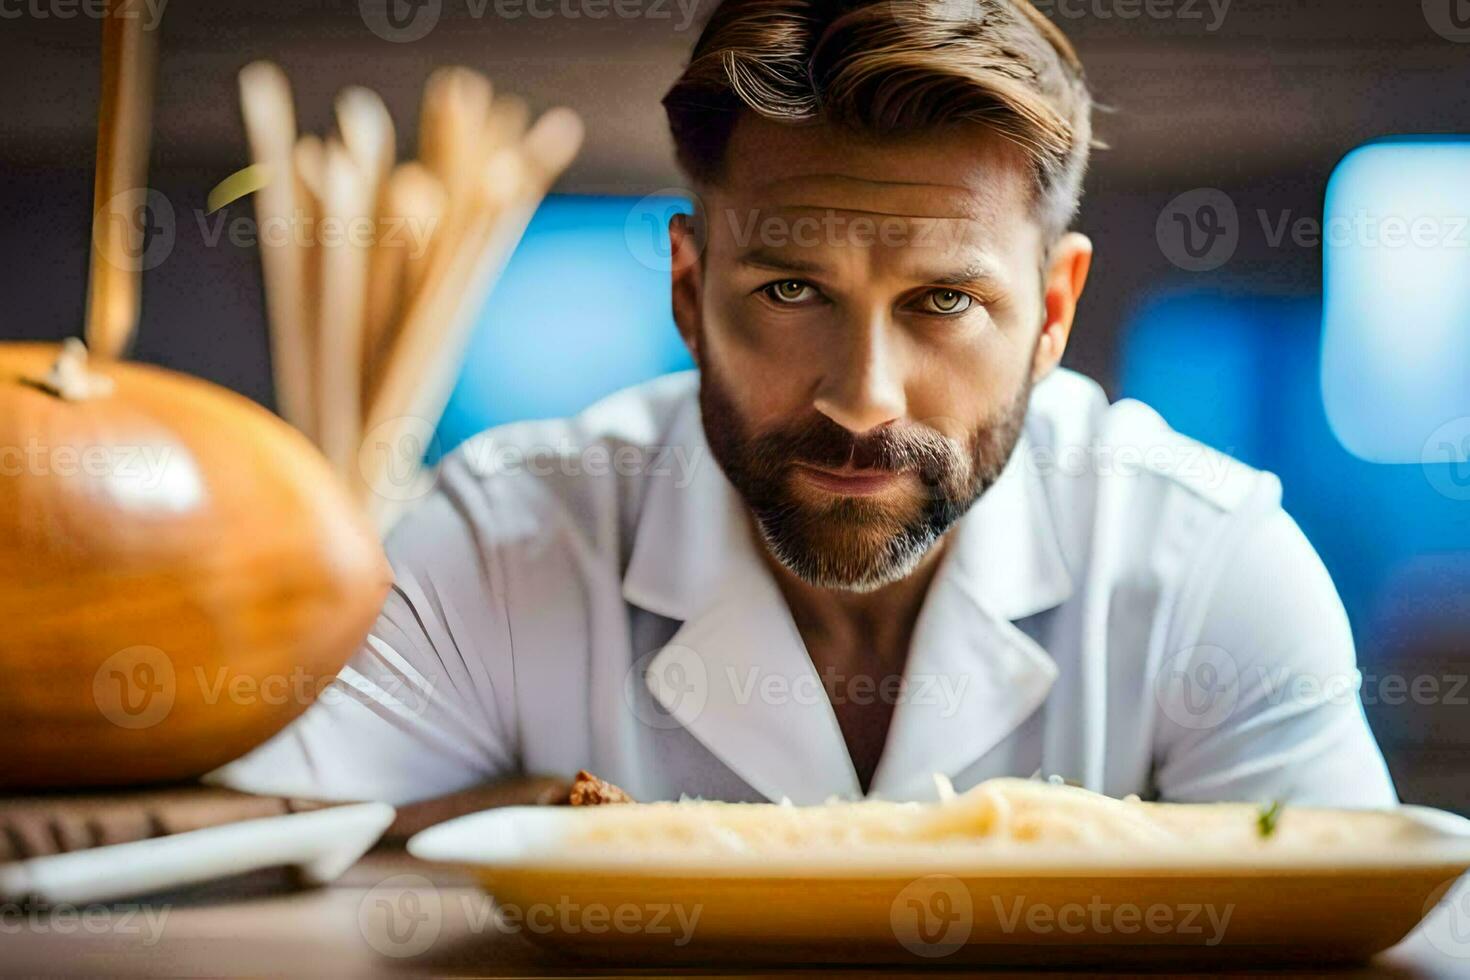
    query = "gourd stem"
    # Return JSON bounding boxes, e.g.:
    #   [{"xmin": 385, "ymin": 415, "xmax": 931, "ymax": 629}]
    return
[{"xmin": 24, "ymin": 339, "xmax": 116, "ymax": 402}]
